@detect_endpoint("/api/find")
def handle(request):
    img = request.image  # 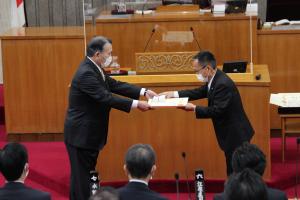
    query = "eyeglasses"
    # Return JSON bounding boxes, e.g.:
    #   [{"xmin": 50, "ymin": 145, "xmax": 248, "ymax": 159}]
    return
[{"xmin": 195, "ymin": 64, "xmax": 207, "ymax": 73}]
